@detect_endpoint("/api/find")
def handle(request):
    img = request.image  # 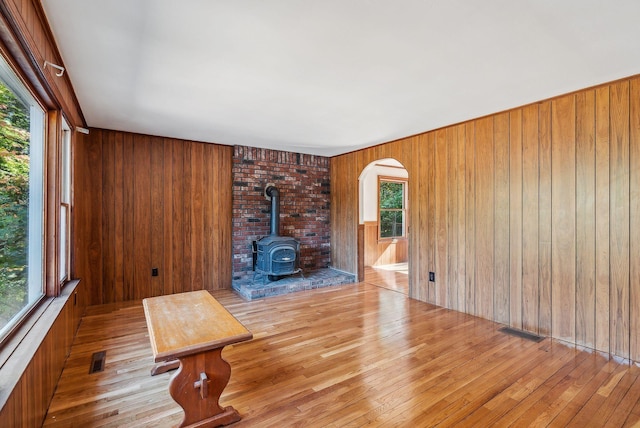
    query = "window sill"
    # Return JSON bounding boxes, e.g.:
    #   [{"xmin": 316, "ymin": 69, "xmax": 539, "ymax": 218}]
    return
[
  {"xmin": 378, "ymin": 237, "xmax": 407, "ymax": 243},
  {"xmin": 0, "ymin": 279, "xmax": 80, "ymax": 409}
]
